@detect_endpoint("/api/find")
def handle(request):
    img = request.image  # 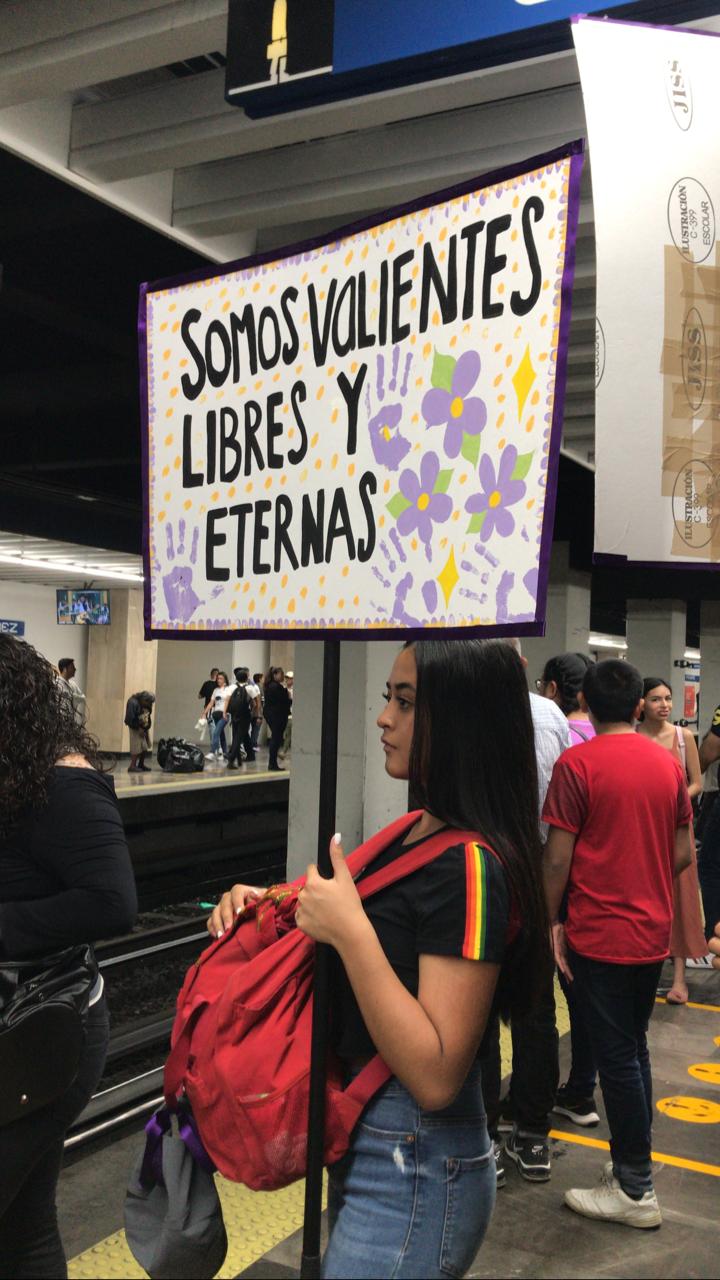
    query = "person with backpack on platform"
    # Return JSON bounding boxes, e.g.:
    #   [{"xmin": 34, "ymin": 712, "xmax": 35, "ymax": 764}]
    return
[
  {"xmin": 226, "ymin": 668, "xmax": 256, "ymax": 769},
  {"xmin": 208, "ymin": 639, "xmax": 551, "ymax": 1279}
]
